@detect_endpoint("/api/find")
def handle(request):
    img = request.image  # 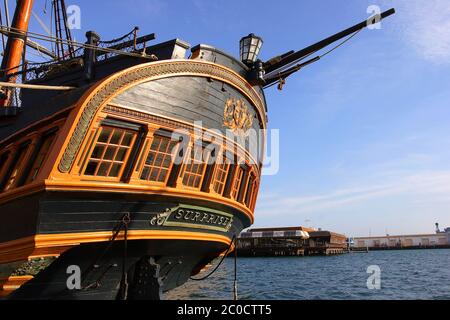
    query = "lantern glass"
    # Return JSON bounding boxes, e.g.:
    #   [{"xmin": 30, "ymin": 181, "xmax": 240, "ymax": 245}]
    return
[{"xmin": 240, "ymin": 34, "xmax": 263, "ymax": 65}]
